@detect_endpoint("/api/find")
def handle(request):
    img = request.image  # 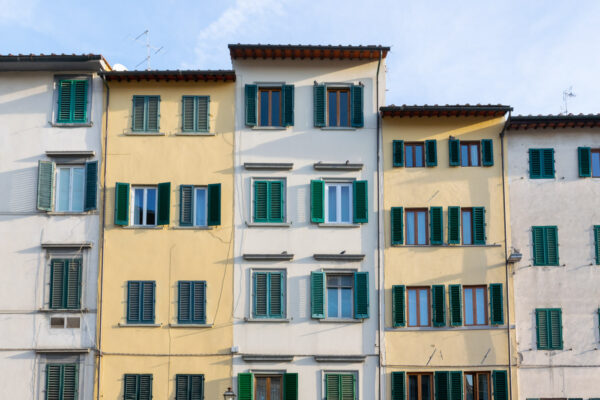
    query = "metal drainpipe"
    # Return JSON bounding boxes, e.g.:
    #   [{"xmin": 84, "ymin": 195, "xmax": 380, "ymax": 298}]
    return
[
  {"xmin": 500, "ymin": 110, "xmax": 513, "ymax": 400},
  {"xmin": 375, "ymin": 49, "xmax": 383, "ymax": 400}
]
